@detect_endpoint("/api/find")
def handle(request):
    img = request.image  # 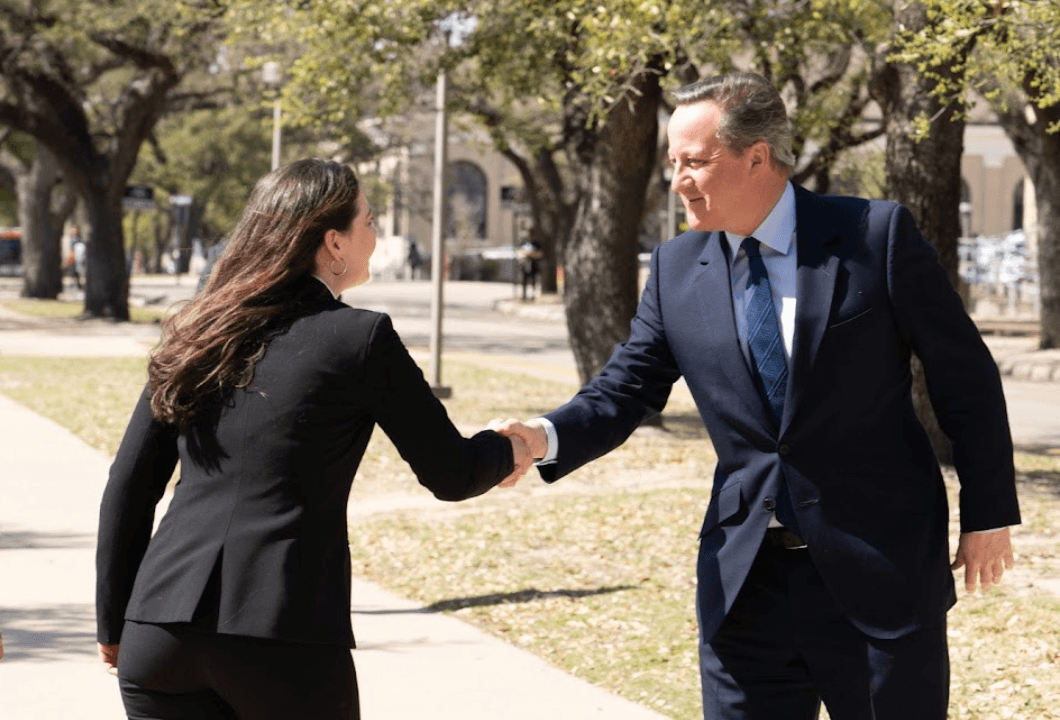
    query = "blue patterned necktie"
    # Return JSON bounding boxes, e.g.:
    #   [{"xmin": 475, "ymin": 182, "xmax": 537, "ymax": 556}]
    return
[
  {"xmin": 742, "ymin": 237, "xmax": 787, "ymax": 426},
  {"xmin": 742, "ymin": 237, "xmax": 799, "ymax": 532}
]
